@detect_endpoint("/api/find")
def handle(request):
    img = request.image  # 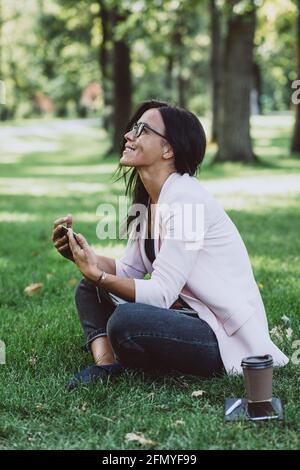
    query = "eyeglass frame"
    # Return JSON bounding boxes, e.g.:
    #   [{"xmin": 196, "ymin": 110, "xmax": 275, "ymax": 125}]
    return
[{"xmin": 125, "ymin": 121, "xmax": 168, "ymax": 140}]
